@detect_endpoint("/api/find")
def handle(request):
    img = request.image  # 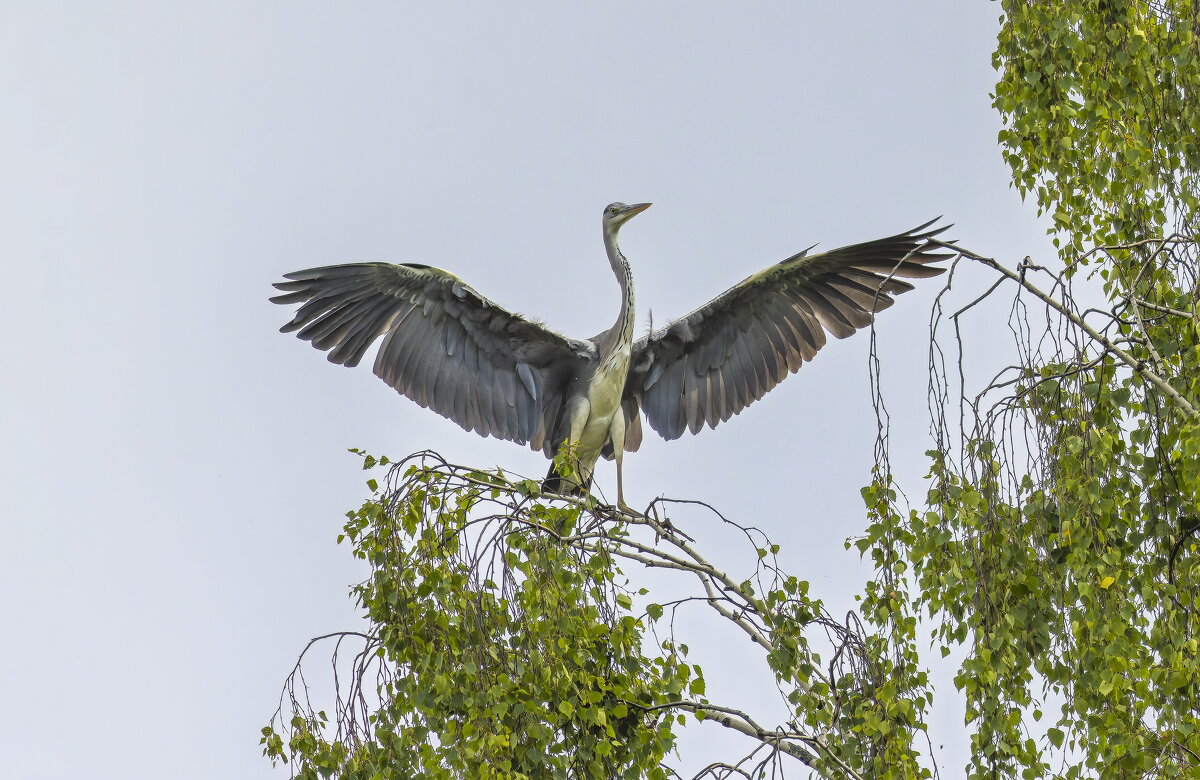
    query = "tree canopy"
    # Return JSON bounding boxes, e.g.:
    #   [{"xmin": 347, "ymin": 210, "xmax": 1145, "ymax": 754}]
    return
[{"xmin": 892, "ymin": 1, "xmax": 1200, "ymax": 775}]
